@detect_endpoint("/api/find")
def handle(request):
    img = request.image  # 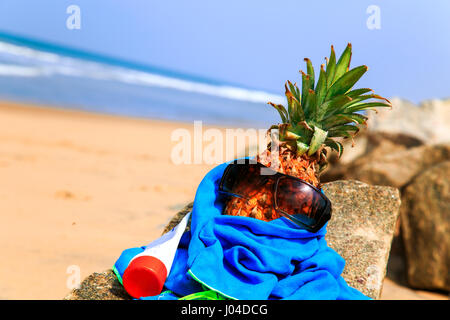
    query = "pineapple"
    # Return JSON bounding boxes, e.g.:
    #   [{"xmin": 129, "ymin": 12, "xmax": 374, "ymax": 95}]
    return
[{"xmin": 224, "ymin": 43, "xmax": 391, "ymax": 221}]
